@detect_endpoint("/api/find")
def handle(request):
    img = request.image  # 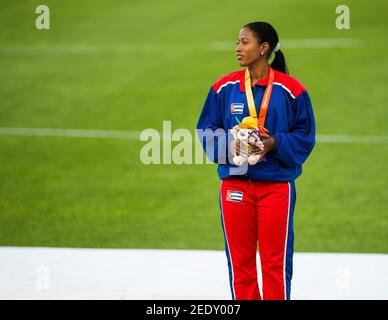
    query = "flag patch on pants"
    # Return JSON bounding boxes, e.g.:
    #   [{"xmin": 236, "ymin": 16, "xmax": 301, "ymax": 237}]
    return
[{"xmin": 226, "ymin": 190, "xmax": 243, "ymax": 202}]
